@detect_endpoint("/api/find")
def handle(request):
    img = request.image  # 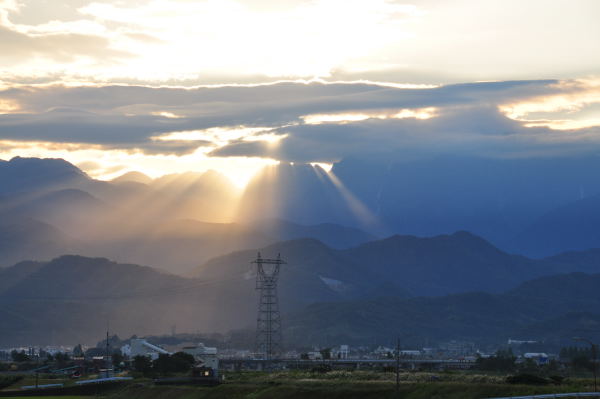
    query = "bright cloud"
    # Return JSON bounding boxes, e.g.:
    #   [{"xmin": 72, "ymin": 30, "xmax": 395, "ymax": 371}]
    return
[
  {"xmin": 302, "ymin": 107, "xmax": 437, "ymax": 124},
  {"xmin": 499, "ymin": 78, "xmax": 600, "ymax": 130},
  {"xmin": 0, "ymin": 0, "xmax": 598, "ymax": 86}
]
